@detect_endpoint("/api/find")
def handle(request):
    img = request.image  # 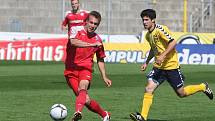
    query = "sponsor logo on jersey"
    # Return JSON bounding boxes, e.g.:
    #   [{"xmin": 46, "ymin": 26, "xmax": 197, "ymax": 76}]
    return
[{"xmin": 69, "ymin": 20, "xmax": 84, "ymax": 24}]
